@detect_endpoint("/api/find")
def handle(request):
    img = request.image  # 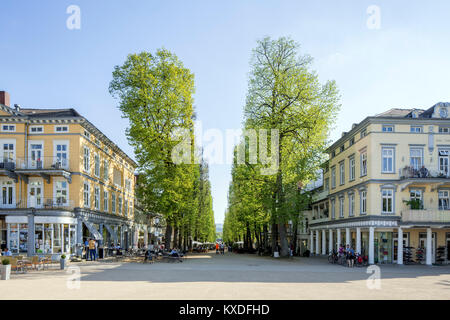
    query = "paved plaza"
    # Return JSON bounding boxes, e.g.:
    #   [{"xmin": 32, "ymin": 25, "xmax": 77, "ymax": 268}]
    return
[{"xmin": 1, "ymin": 253, "xmax": 449, "ymax": 300}]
